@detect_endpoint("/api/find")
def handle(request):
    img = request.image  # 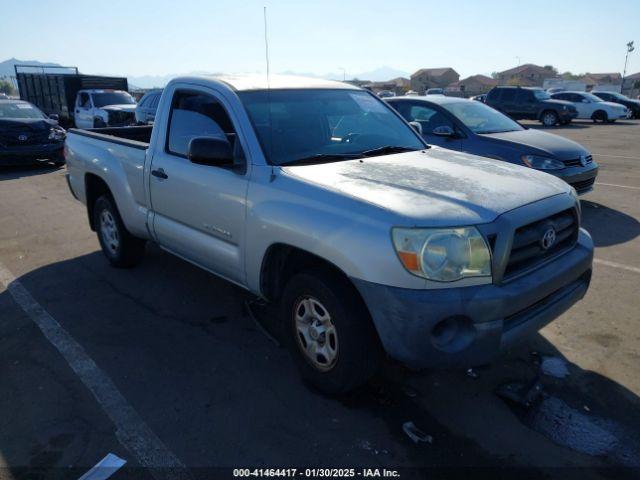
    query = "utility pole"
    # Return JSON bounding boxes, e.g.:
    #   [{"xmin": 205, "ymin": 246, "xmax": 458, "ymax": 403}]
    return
[{"xmin": 622, "ymin": 41, "xmax": 635, "ymax": 92}]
